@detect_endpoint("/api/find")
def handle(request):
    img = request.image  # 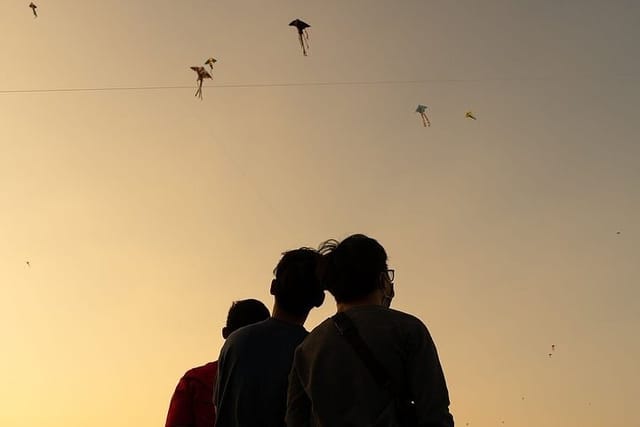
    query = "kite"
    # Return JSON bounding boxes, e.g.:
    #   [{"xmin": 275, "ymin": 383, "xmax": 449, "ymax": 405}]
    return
[
  {"xmin": 190, "ymin": 66, "xmax": 212, "ymax": 100},
  {"xmin": 551, "ymin": 344, "xmax": 556, "ymax": 351},
  {"xmin": 548, "ymin": 353, "xmax": 552, "ymax": 358},
  {"xmin": 26, "ymin": 261, "xmax": 31, "ymax": 267},
  {"xmin": 289, "ymin": 19, "xmax": 311, "ymax": 56},
  {"xmin": 29, "ymin": 2, "xmax": 38, "ymax": 17},
  {"xmin": 205, "ymin": 57, "xmax": 217, "ymax": 72},
  {"xmin": 465, "ymin": 111, "xmax": 477, "ymax": 120},
  {"xmin": 416, "ymin": 105, "xmax": 431, "ymax": 127}
]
